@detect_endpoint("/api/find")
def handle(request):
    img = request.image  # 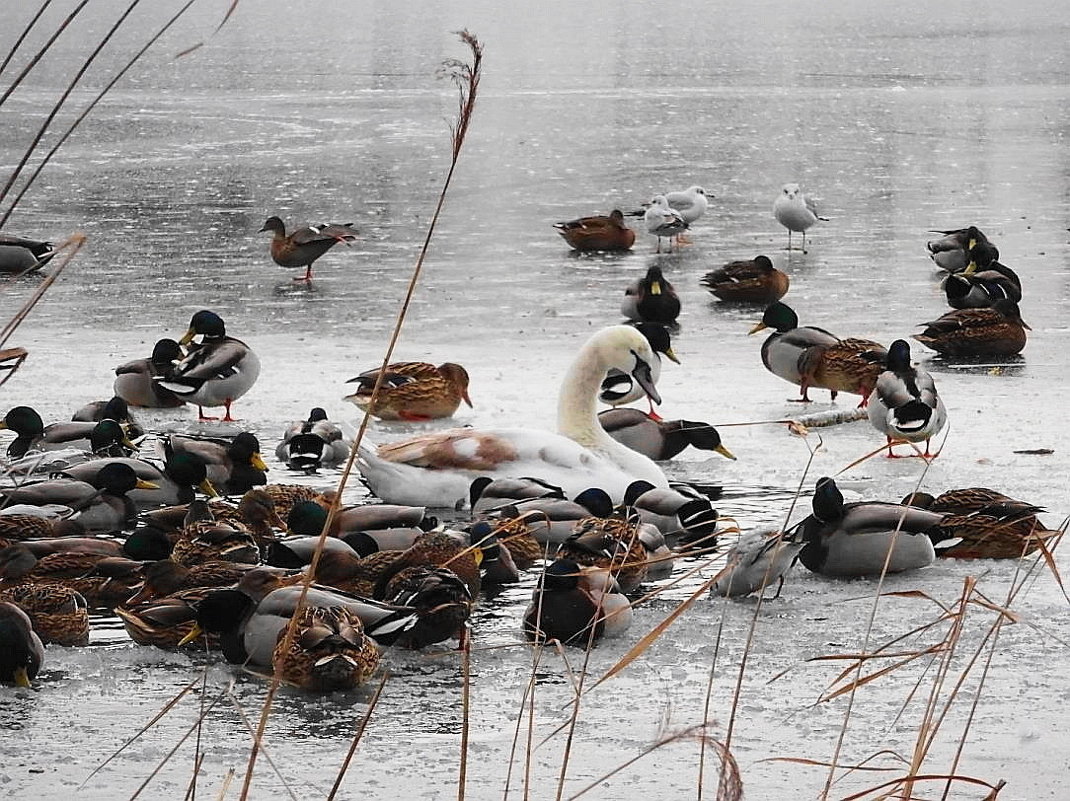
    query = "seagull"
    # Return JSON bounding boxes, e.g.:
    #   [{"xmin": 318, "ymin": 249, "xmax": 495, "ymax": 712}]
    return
[
  {"xmin": 773, "ymin": 183, "xmax": 829, "ymax": 253},
  {"xmin": 664, "ymin": 185, "xmax": 711, "ymax": 225},
  {"xmin": 644, "ymin": 196, "xmax": 688, "ymax": 253}
]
